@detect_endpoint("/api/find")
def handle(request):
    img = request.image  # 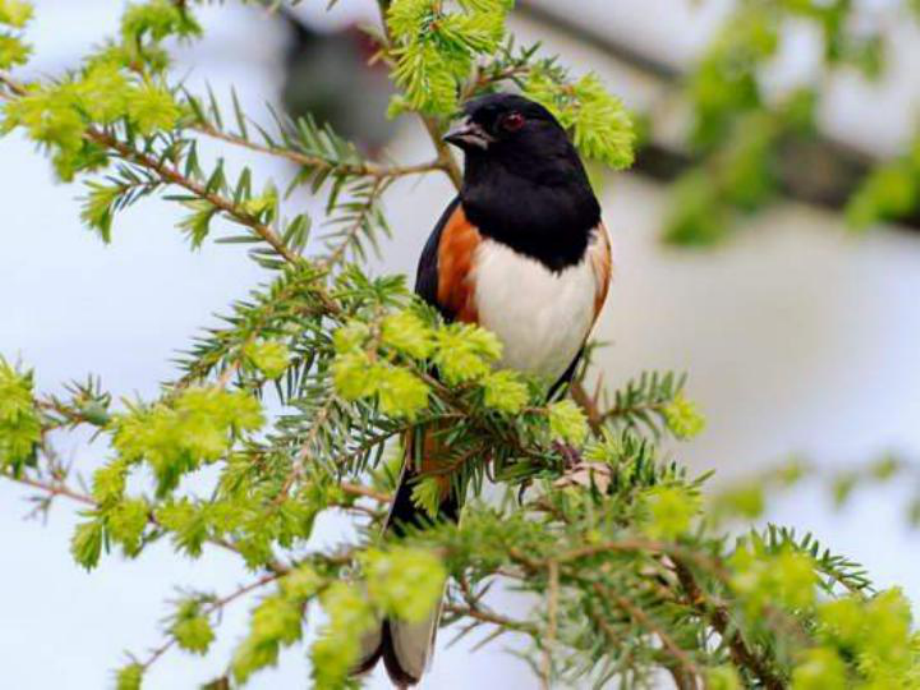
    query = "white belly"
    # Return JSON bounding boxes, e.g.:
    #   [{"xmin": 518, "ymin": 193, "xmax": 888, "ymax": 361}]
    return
[{"xmin": 471, "ymin": 239, "xmax": 598, "ymax": 383}]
